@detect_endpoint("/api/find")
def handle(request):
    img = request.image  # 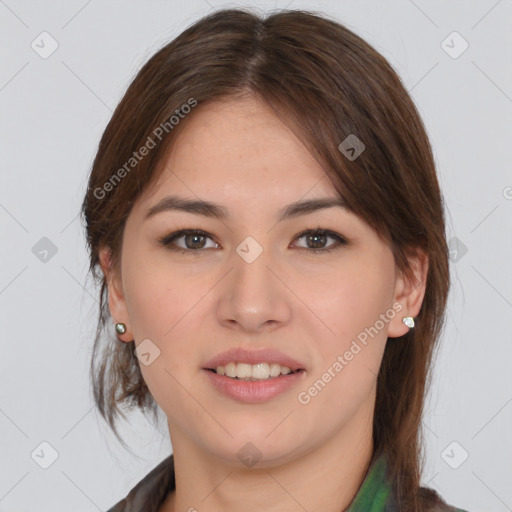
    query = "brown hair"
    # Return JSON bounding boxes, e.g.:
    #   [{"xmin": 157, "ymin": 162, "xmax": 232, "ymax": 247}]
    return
[{"xmin": 81, "ymin": 8, "xmax": 449, "ymax": 510}]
